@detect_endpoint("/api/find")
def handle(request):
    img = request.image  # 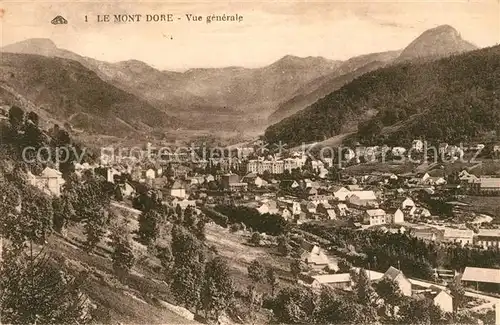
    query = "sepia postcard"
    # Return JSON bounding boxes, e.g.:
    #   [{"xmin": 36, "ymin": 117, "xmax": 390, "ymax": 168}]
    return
[{"xmin": 1, "ymin": 1, "xmax": 500, "ymax": 324}]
